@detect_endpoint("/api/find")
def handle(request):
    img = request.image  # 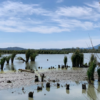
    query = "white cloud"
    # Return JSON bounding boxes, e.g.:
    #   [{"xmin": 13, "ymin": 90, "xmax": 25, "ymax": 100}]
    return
[
  {"xmin": 0, "ymin": 1, "xmax": 100, "ymax": 33},
  {"xmin": 57, "ymin": 0, "xmax": 64, "ymax": 3}
]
